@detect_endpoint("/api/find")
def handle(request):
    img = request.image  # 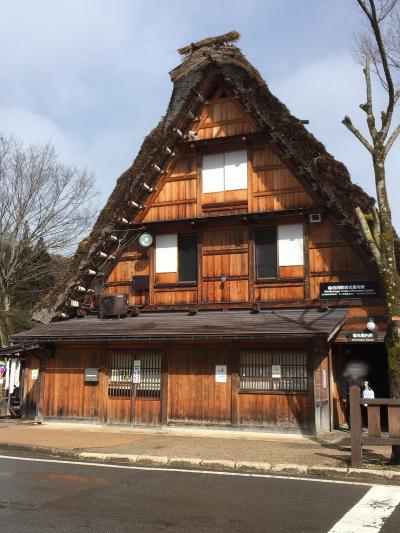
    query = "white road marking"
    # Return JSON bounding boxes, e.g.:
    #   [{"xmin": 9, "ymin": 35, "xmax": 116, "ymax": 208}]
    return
[
  {"xmin": 0, "ymin": 453, "xmax": 380, "ymax": 487},
  {"xmin": 328, "ymin": 484, "xmax": 400, "ymax": 532}
]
